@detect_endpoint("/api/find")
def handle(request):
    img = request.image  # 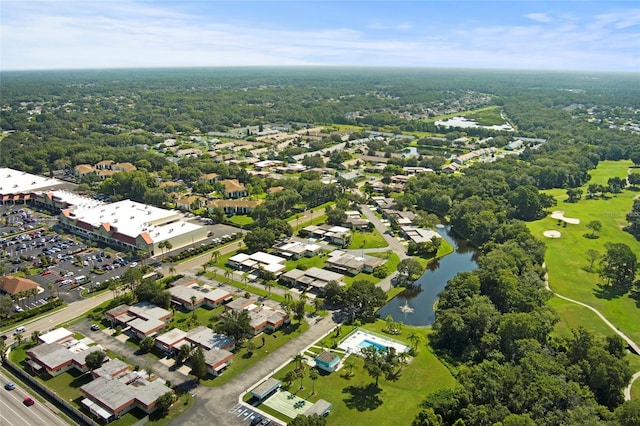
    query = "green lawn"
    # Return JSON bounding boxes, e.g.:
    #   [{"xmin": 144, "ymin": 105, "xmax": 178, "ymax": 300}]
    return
[
  {"xmin": 261, "ymin": 321, "xmax": 456, "ymax": 425},
  {"xmin": 229, "ymin": 215, "xmax": 255, "ymax": 226},
  {"xmin": 199, "ymin": 320, "xmax": 310, "ymax": 387},
  {"xmin": 527, "ymin": 160, "xmax": 640, "ymax": 343},
  {"xmin": 347, "ymin": 229, "xmax": 388, "ymax": 250},
  {"xmin": 285, "ymin": 253, "xmax": 328, "ymax": 271},
  {"xmin": 546, "ymin": 297, "xmax": 616, "ymax": 340},
  {"xmin": 462, "ymin": 106, "xmax": 505, "ymax": 126}
]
